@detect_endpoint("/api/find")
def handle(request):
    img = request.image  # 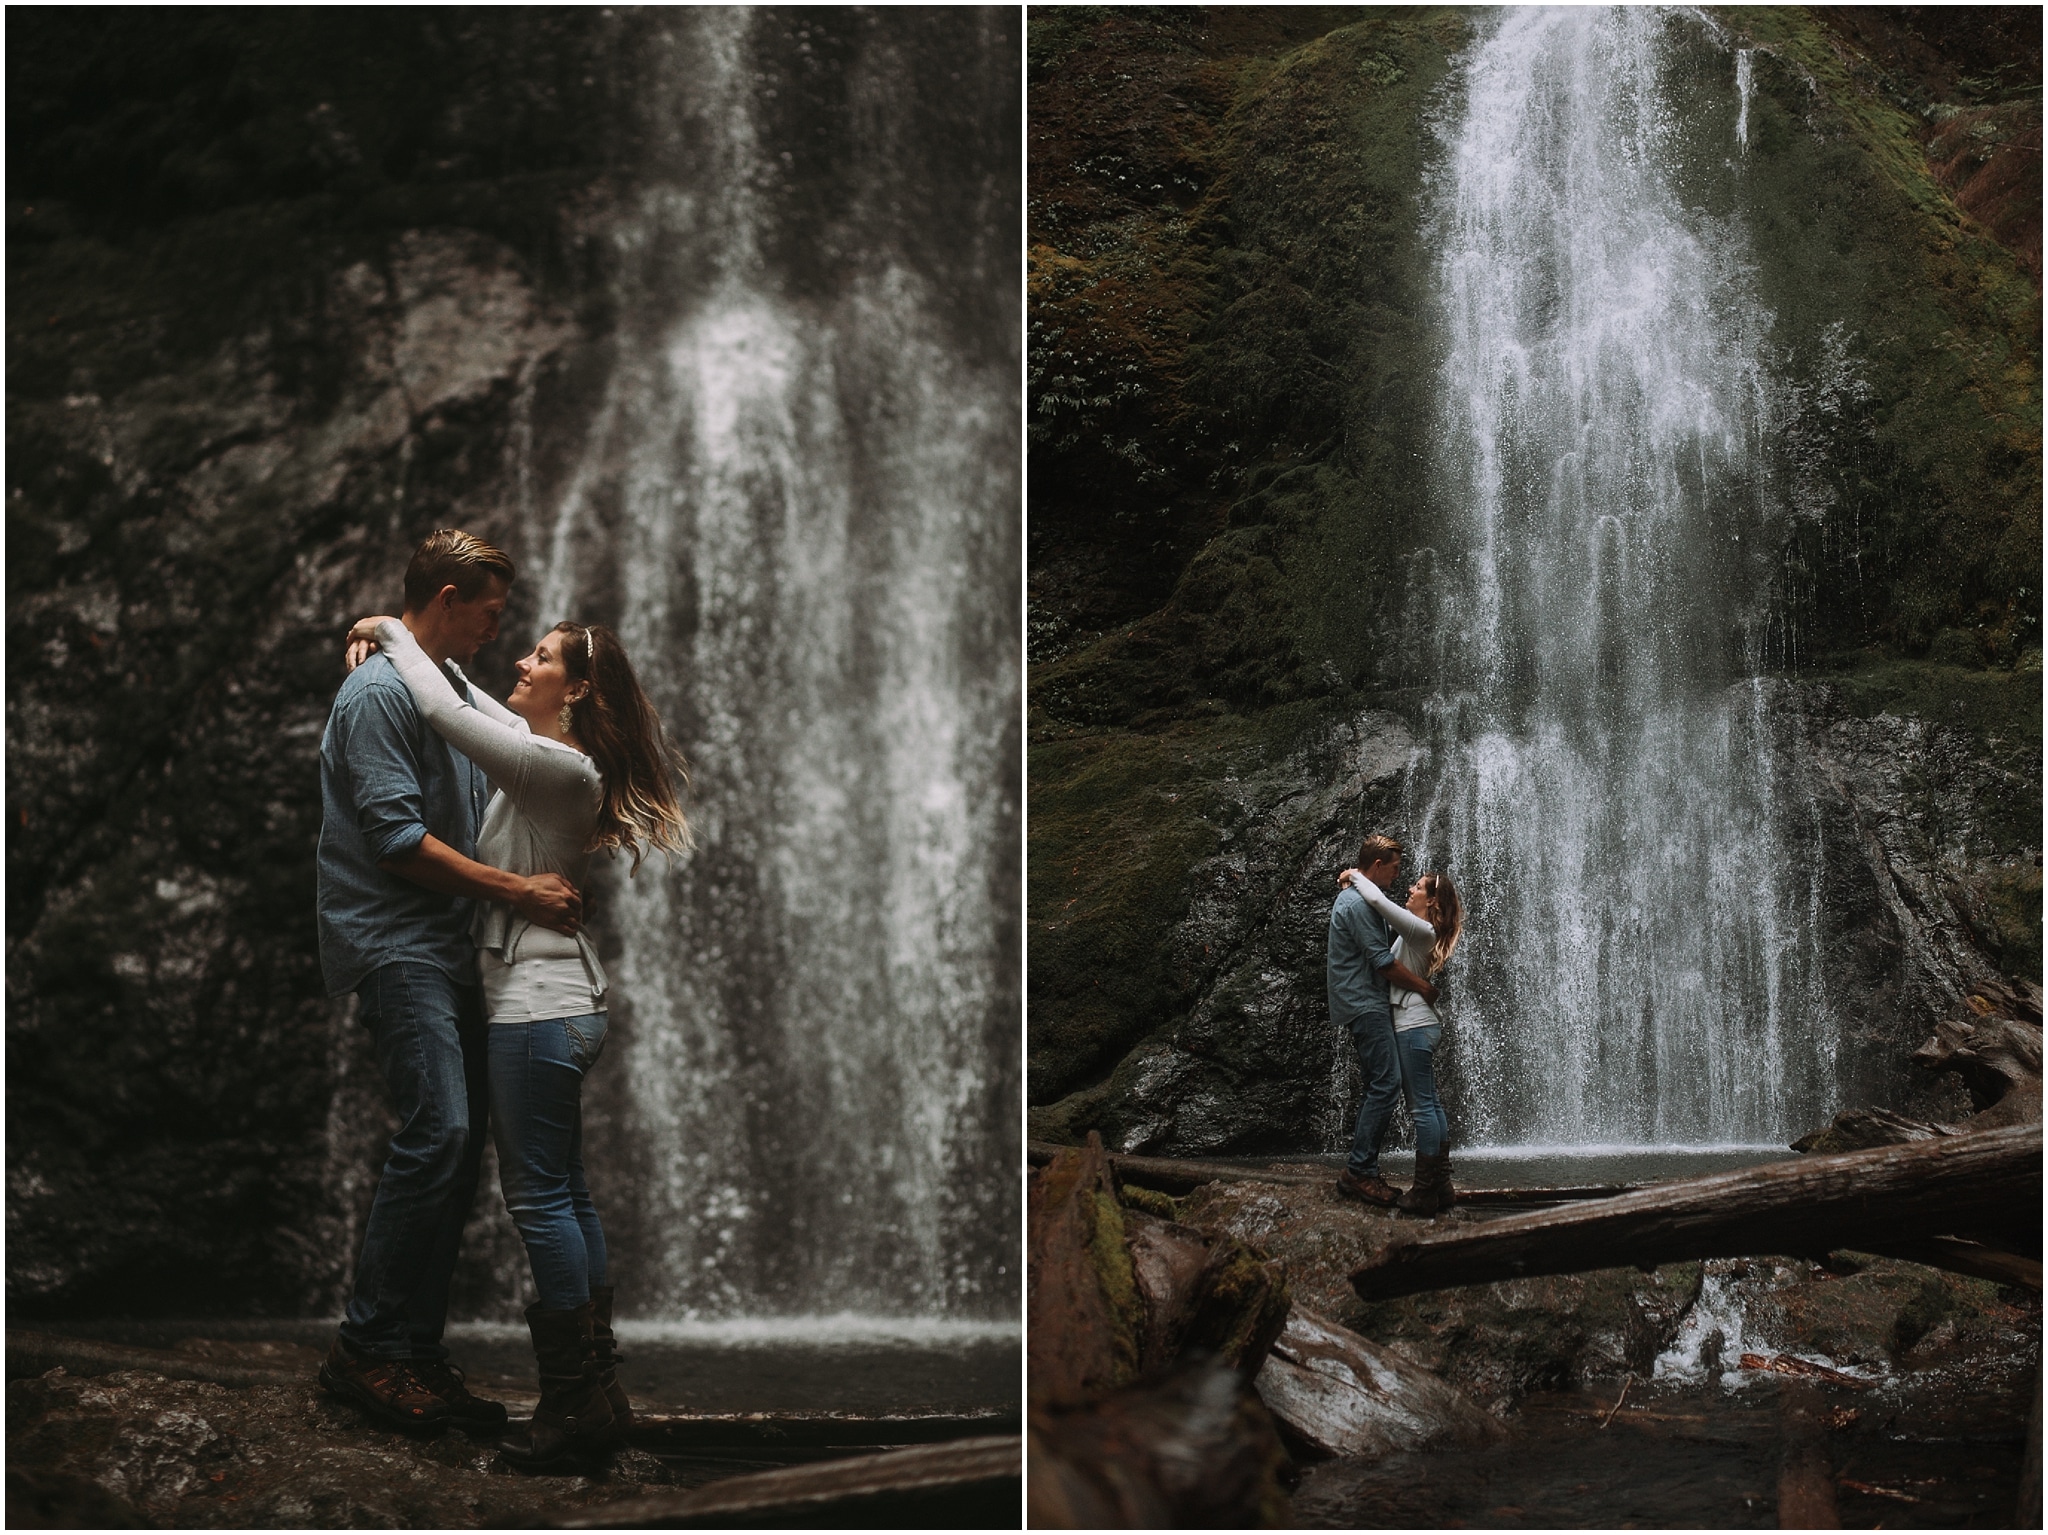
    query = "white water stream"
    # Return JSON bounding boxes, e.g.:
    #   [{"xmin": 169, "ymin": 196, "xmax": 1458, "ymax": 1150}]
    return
[
  {"xmin": 1402, "ymin": 8, "xmax": 1837, "ymax": 1147},
  {"xmin": 523, "ymin": 11, "xmax": 1018, "ymax": 1320}
]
